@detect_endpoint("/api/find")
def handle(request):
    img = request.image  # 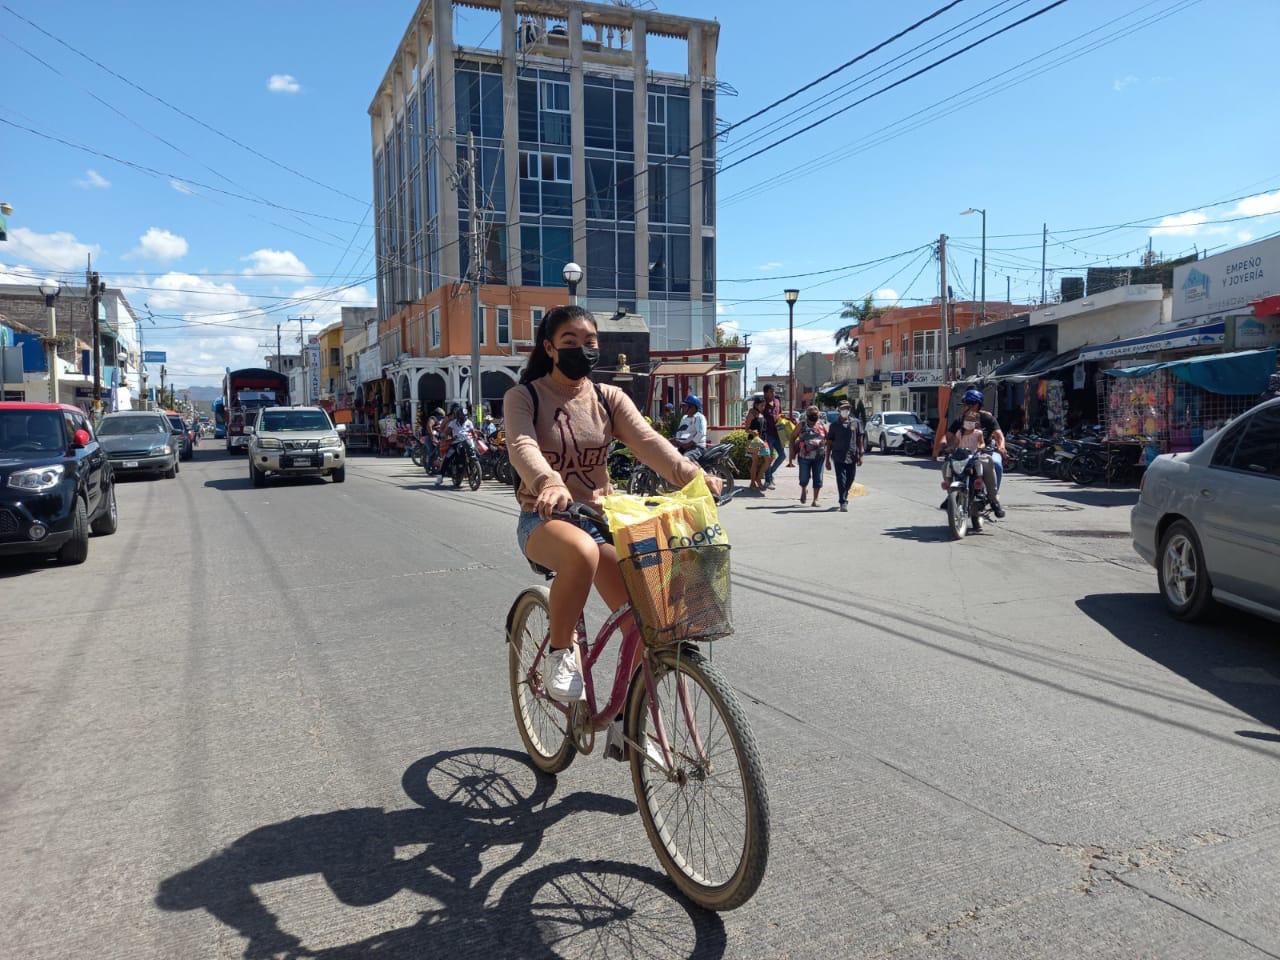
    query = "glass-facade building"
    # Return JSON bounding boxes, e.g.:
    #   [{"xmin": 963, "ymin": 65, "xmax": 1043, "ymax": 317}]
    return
[{"xmin": 371, "ymin": 2, "xmax": 719, "ymax": 351}]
